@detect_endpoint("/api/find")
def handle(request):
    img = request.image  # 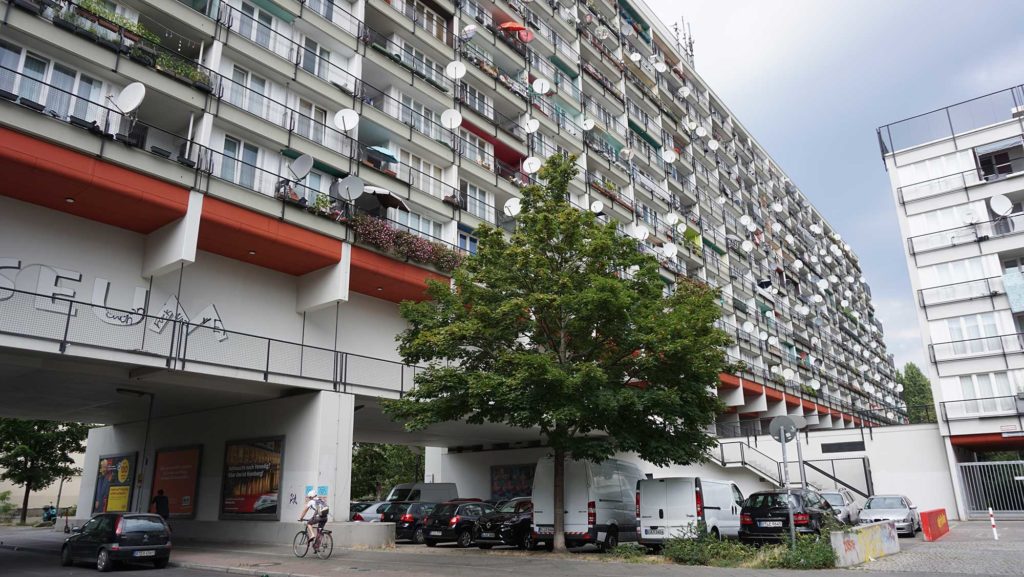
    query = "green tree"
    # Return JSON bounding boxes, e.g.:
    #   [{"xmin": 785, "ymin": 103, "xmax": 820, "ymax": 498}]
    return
[
  {"xmin": 897, "ymin": 363, "xmax": 936, "ymax": 424},
  {"xmin": 0, "ymin": 419, "xmax": 89, "ymax": 524},
  {"xmin": 0, "ymin": 490, "xmax": 14, "ymax": 517},
  {"xmin": 384, "ymin": 155, "xmax": 731, "ymax": 551},
  {"xmin": 350, "ymin": 444, "xmax": 423, "ymax": 501}
]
